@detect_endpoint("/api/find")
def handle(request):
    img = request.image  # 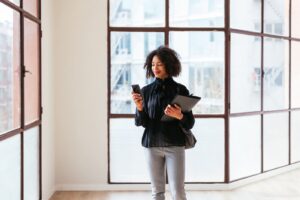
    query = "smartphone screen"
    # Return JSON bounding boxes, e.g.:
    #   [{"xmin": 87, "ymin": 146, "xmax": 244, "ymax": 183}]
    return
[{"xmin": 131, "ymin": 84, "xmax": 141, "ymax": 94}]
